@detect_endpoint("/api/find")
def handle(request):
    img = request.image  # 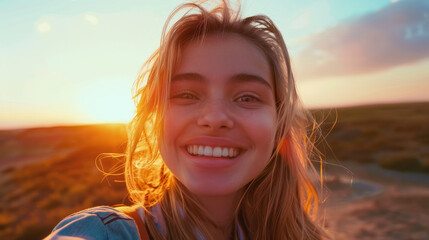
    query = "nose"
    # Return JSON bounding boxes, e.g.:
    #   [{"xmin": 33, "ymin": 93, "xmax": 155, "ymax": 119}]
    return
[{"xmin": 197, "ymin": 100, "xmax": 234, "ymax": 130}]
